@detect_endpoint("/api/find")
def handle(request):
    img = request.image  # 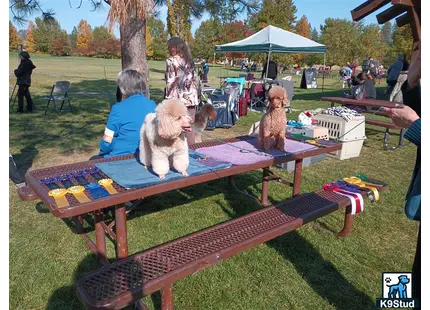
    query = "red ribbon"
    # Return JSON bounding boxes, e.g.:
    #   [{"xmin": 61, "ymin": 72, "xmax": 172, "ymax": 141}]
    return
[{"xmin": 323, "ymin": 184, "xmax": 364, "ymax": 214}]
